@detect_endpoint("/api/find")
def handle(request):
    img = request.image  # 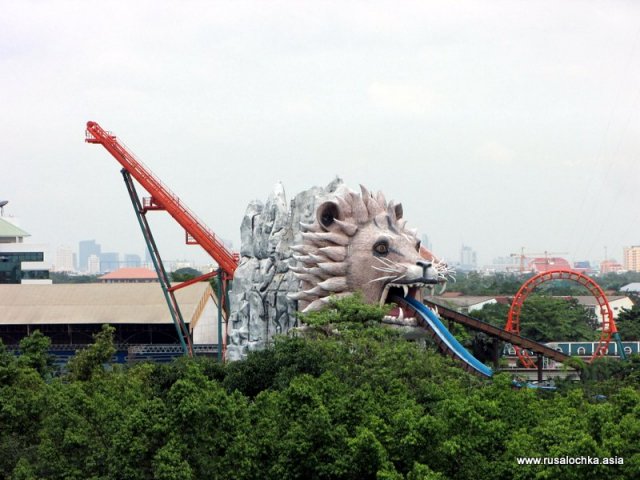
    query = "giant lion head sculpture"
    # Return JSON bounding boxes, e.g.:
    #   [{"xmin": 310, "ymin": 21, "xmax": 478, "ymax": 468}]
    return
[{"xmin": 288, "ymin": 185, "xmax": 449, "ymax": 320}]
